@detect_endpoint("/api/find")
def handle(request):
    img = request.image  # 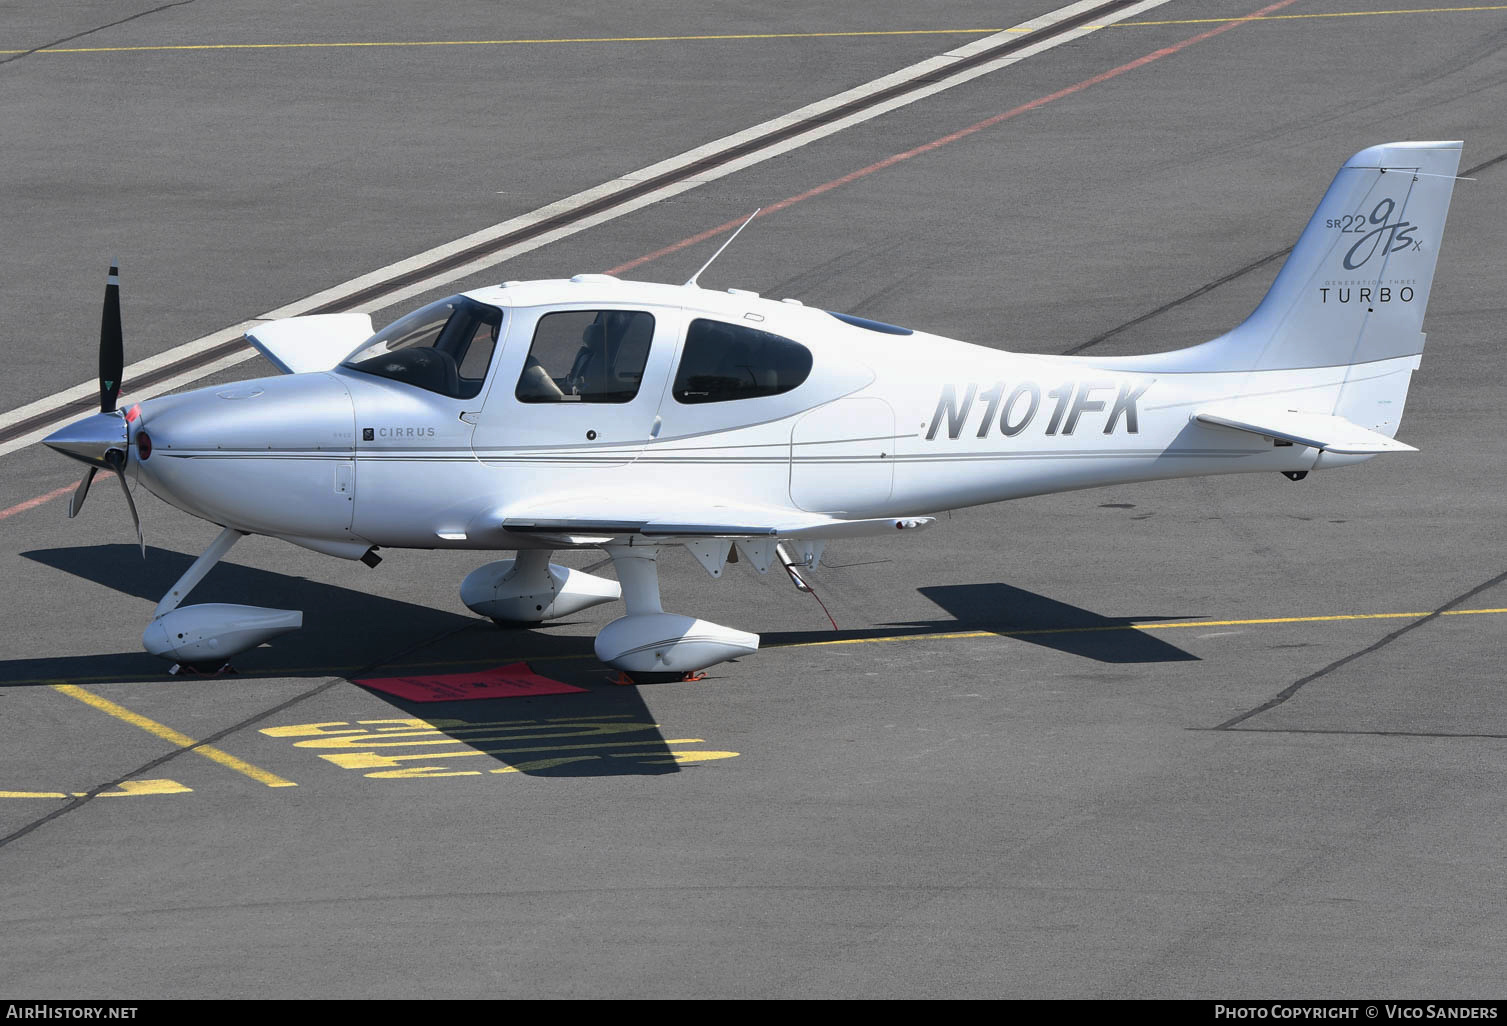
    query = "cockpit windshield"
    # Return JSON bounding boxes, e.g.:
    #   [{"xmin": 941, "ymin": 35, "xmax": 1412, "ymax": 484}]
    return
[{"xmin": 341, "ymin": 296, "xmax": 502, "ymax": 400}]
